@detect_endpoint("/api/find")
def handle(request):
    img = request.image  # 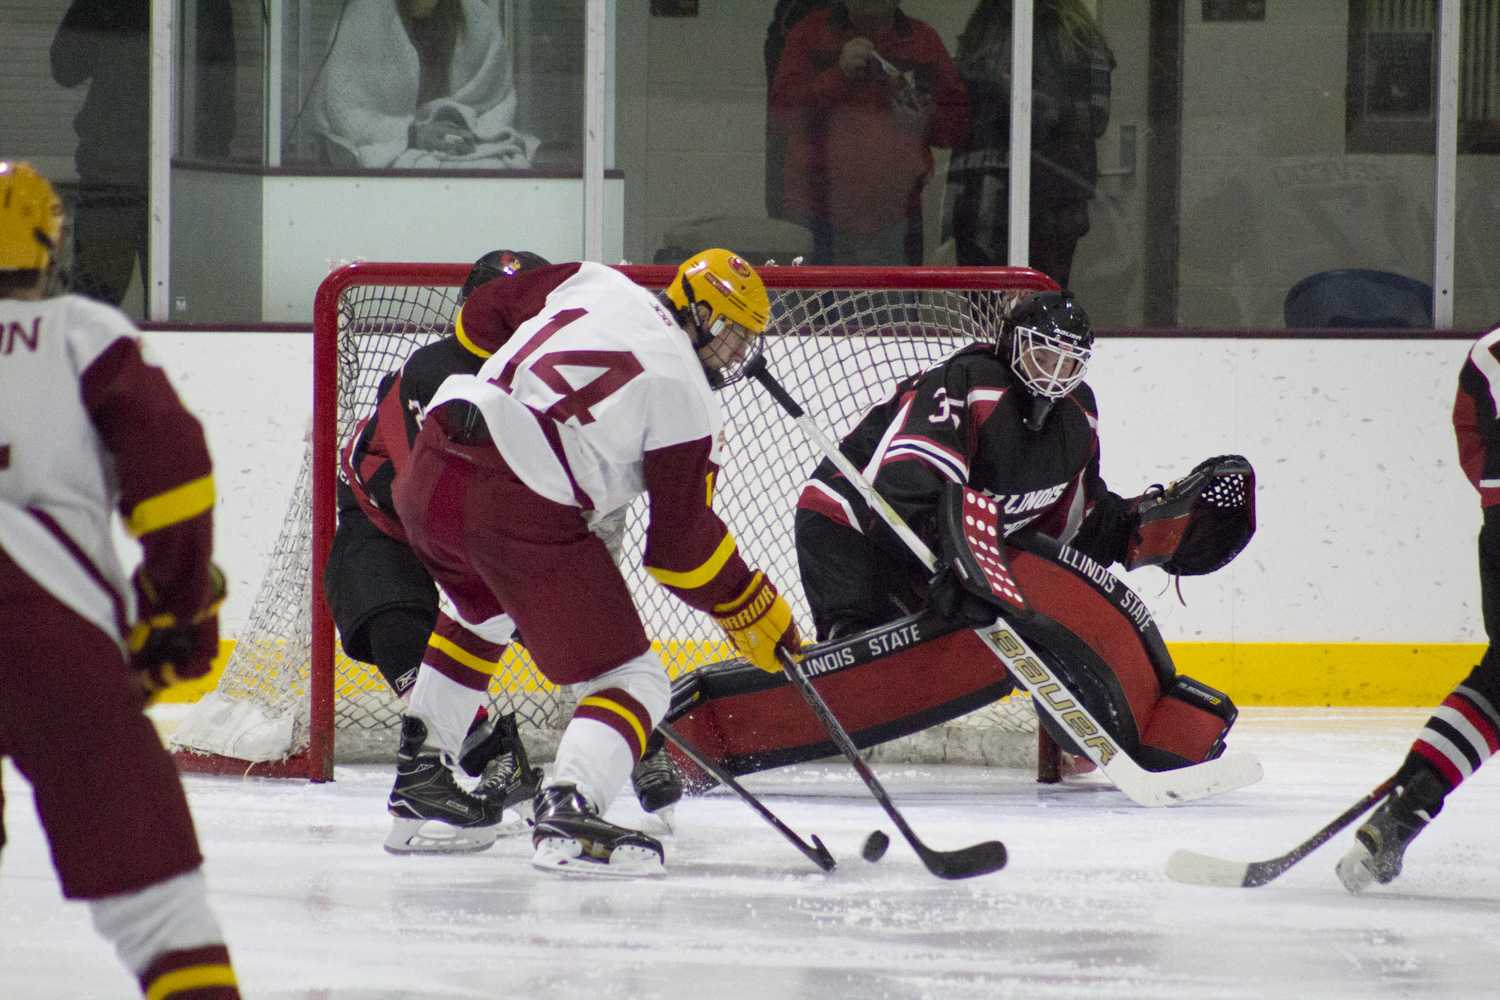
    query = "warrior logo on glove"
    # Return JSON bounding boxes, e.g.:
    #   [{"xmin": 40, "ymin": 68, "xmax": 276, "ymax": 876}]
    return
[{"xmin": 712, "ymin": 571, "xmax": 803, "ymax": 673}]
